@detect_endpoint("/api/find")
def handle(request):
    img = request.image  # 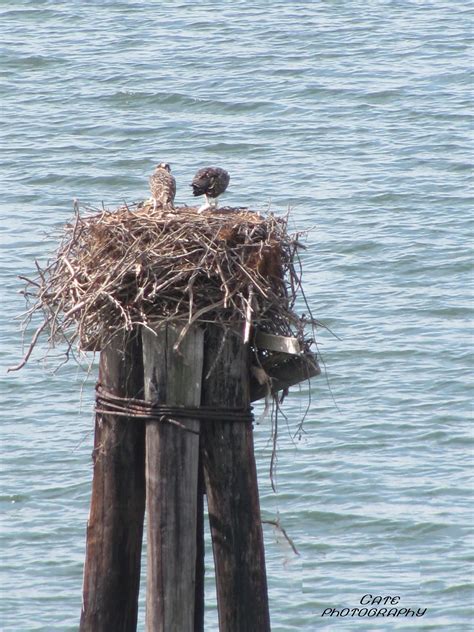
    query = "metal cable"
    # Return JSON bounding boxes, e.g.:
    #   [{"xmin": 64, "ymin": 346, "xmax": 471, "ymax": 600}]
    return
[{"xmin": 95, "ymin": 383, "xmax": 254, "ymax": 432}]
